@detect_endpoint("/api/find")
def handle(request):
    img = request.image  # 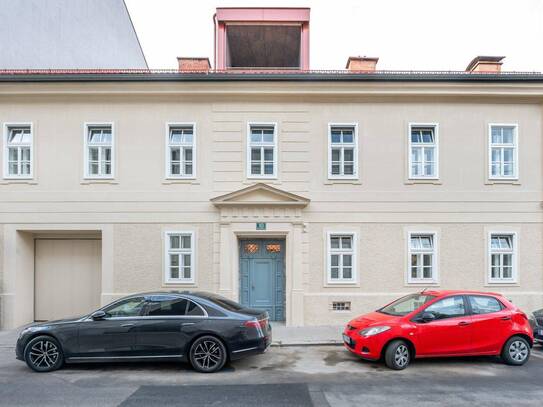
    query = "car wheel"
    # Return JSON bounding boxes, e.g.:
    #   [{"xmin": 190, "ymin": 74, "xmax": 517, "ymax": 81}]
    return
[
  {"xmin": 384, "ymin": 340, "xmax": 411, "ymax": 370},
  {"xmin": 502, "ymin": 336, "xmax": 531, "ymax": 366},
  {"xmin": 24, "ymin": 335, "xmax": 64, "ymax": 373},
  {"xmin": 189, "ymin": 335, "xmax": 227, "ymax": 373}
]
